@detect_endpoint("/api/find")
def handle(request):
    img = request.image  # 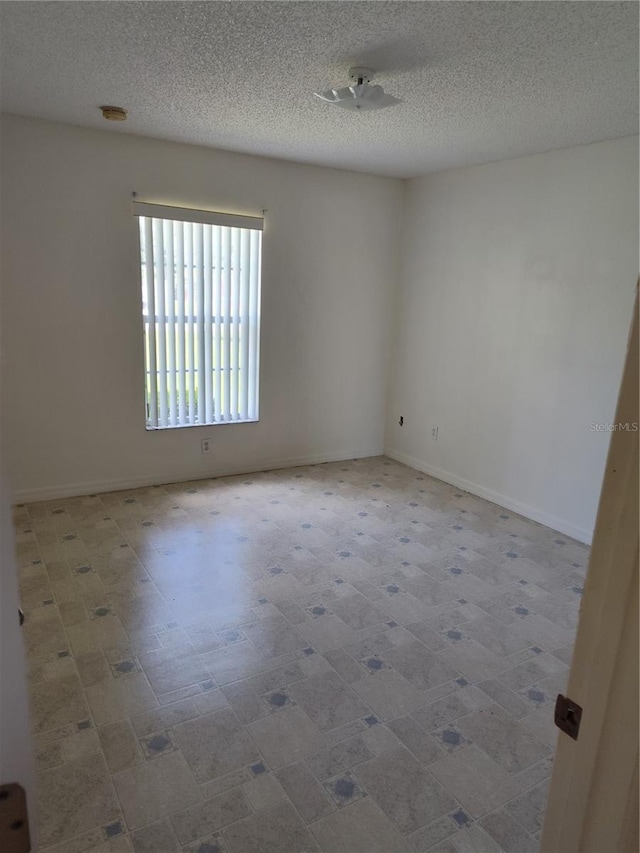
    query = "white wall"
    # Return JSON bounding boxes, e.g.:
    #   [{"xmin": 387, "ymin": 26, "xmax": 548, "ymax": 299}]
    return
[
  {"xmin": 2, "ymin": 118, "xmax": 636, "ymax": 542},
  {"xmin": 0, "ymin": 116, "xmax": 403, "ymax": 501},
  {"xmin": 386, "ymin": 137, "xmax": 639, "ymax": 543}
]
